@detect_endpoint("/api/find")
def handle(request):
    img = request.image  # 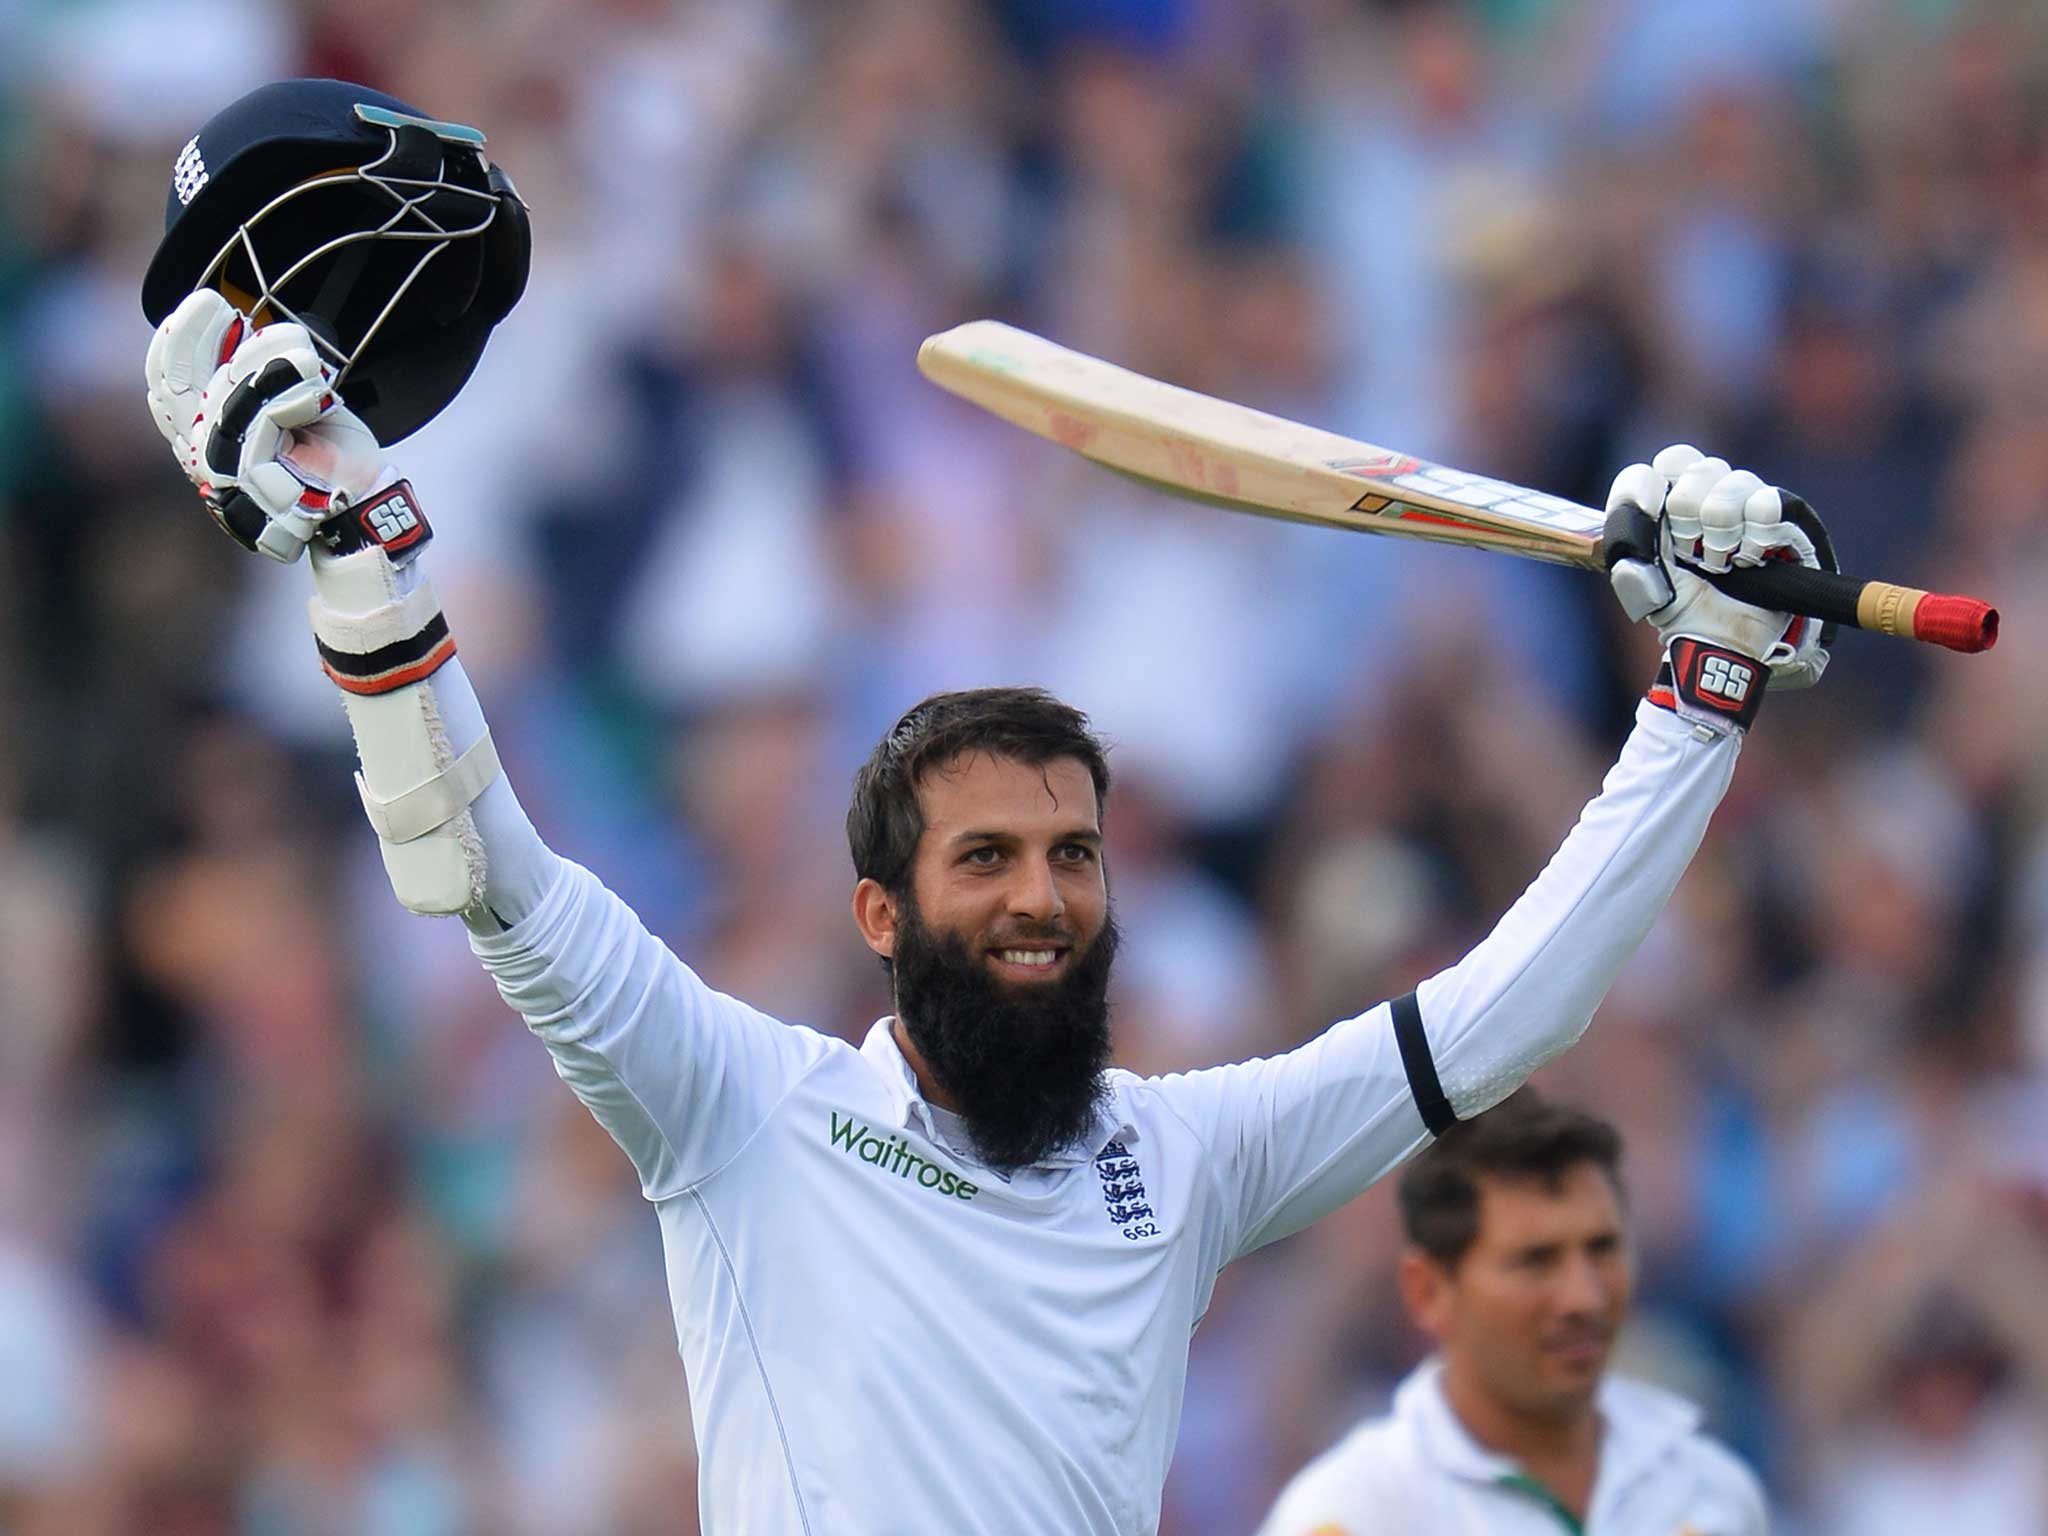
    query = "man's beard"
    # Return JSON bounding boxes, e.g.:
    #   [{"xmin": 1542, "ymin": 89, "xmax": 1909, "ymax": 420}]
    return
[{"xmin": 892, "ymin": 897, "xmax": 1120, "ymax": 1176}]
